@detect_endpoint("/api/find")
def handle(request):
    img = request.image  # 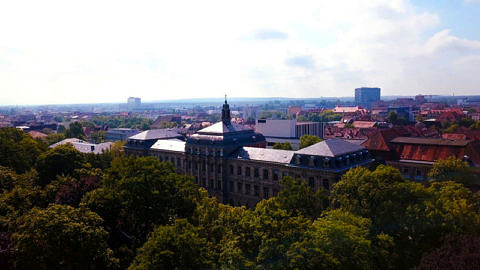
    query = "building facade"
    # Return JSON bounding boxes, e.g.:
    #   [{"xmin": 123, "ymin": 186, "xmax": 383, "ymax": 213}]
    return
[
  {"xmin": 355, "ymin": 87, "xmax": 381, "ymax": 108},
  {"xmin": 125, "ymin": 99, "xmax": 374, "ymax": 207}
]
